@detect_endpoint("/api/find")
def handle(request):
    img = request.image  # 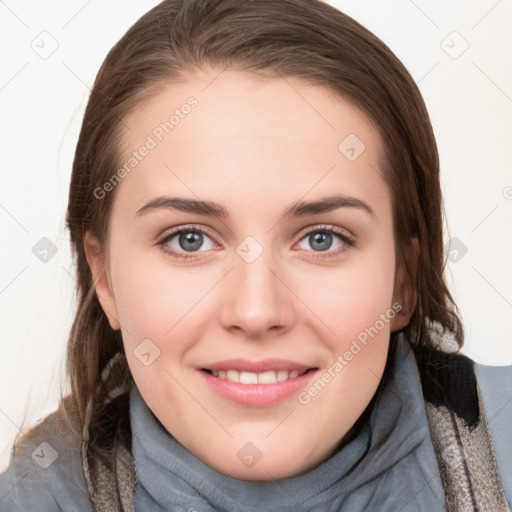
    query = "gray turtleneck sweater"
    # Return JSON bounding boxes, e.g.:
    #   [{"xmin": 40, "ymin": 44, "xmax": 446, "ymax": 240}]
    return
[{"xmin": 1, "ymin": 335, "xmax": 511, "ymax": 511}]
